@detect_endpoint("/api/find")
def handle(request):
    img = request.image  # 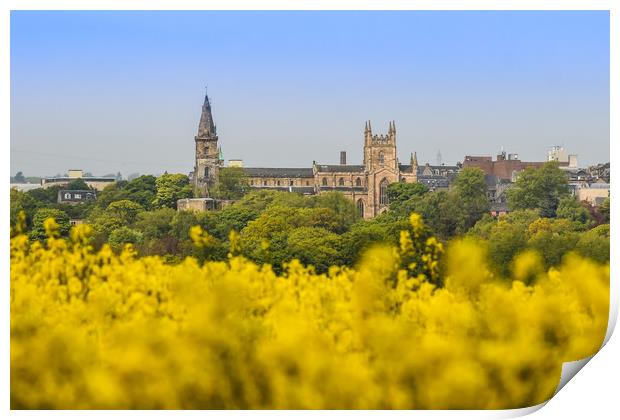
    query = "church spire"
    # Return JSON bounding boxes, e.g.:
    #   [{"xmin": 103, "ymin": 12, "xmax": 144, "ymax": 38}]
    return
[
  {"xmin": 197, "ymin": 88, "xmax": 216, "ymax": 138},
  {"xmin": 411, "ymin": 151, "xmax": 418, "ymax": 167}
]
